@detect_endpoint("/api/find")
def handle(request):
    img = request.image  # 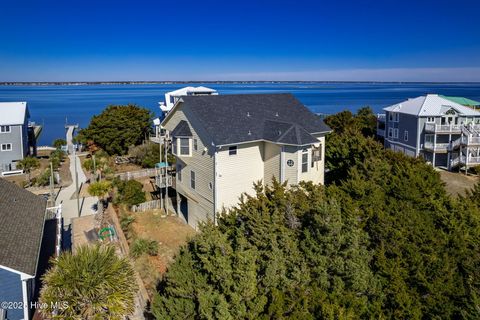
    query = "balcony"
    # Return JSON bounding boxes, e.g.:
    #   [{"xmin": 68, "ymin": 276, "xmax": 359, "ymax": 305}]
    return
[
  {"xmin": 451, "ymin": 155, "xmax": 480, "ymax": 168},
  {"xmin": 424, "ymin": 142, "xmax": 449, "ymax": 152},
  {"xmin": 424, "ymin": 123, "xmax": 461, "ymax": 134}
]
